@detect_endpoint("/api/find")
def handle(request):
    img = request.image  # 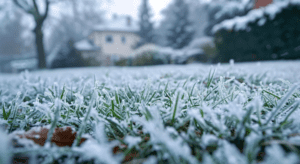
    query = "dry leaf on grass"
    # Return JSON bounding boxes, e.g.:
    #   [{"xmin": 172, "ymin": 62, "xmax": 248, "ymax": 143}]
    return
[{"xmin": 15, "ymin": 126, "xmax": 87, "ymax": 147}]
